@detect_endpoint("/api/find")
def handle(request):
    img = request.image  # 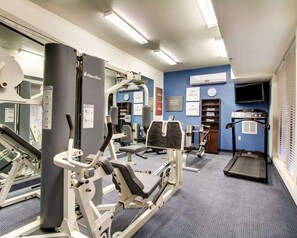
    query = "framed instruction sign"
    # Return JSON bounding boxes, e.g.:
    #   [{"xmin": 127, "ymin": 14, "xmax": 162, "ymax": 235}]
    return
[
  {"xmin": 186, "ymin": 102, "xmax": 200, "ymax": 116},
  {"xmin": 186, "ymin": 87, "xmax": 200, "ymax": 101}
]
